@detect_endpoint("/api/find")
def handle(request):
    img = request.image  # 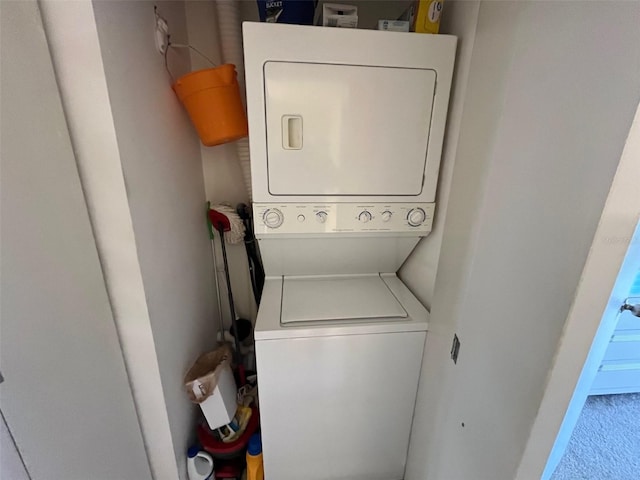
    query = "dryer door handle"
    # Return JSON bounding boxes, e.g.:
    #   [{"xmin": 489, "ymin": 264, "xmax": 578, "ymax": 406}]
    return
[{"xmin": 282, "ymin": 115, "xmax": 303, "ymax": 150}]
